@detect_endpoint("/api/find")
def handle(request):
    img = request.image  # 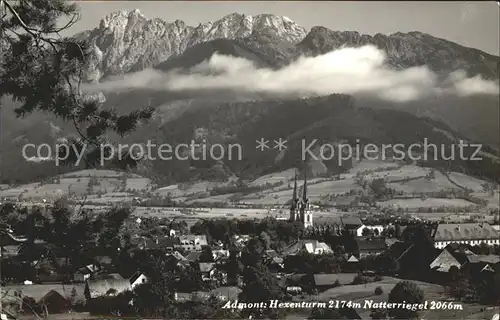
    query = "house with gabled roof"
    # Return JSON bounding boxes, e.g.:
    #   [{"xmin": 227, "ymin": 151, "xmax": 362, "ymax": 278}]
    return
[
  {"xmin": 341, "ymin": 215, "xmax": 363, "ymax": 231},
  {"xmin": 185, "ymin": 251, "xmax": 202, "ymax": 262},
  {"xmin": 232, "ymin": 235, "xmax": 251, "ymax": 247},
  {"xmin": 430, "ymin": 248, "xmax": 464, "ymax": 272},
  {"xmin": 212, "ymin": 249, "xmax": 230, "ymax": 261},
  {"xmin": 282, "ymin": 240, "xmax": 333, "ymax": 256},
  {"xmin": 347, "ymin": 255, "xmax": 359, "ymax": 263},
  {"xmin": 430, "ymin": 245, "xmax": 500, "ymax": 276},
  {"xmin": 37, "ymin": 290, "xmax": 71, "ymax": 315},
  {"xmin": 130, "ymin": 272, "xmax": 148, "ymax": 289},
  {"xmin": 232, "ymin": 234, "xmax": 251, "ymax": 246},
  {"xmin": 176, "ymin": 235, "xmax": 208, "ymax": 251},
  {"xmin": 355, "ymin": 237, "xmax": 387, "ymax": 258},
  {"xmin": 199, "ymin": 262, "xmax": 227, "ymax": 284},
  {"xmin": 167, "ymin": 250, "xmax": 187, "ymax": 261},
  {"xmin": 32, "ymin": 257, "xmax": 68, "ymax": 283},
  {"xmin": 263, "ymin": 250, "xmax": 284, "ymax": 273},
  {"xmin": 84, "ymin": 273, "xmax": 131, "ymax": 300},
  {"xmin": 73, "ymin": 264, "xmax": 99, "ymax": 283}
]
